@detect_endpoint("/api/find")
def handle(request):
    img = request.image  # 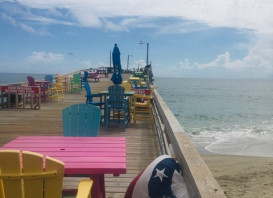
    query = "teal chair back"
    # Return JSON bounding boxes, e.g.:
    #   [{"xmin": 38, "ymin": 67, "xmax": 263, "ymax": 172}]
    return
[
  {"xmin": 62, "ymin": 104, "xmax": 101, "ymax": 136},
  {"xmin": 44, "ymin": 75, "xmax": 53, "ymax": 83},
  {"xmin": 108, "ymin": 85, "xmax": 125, "ymax": 109}
]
